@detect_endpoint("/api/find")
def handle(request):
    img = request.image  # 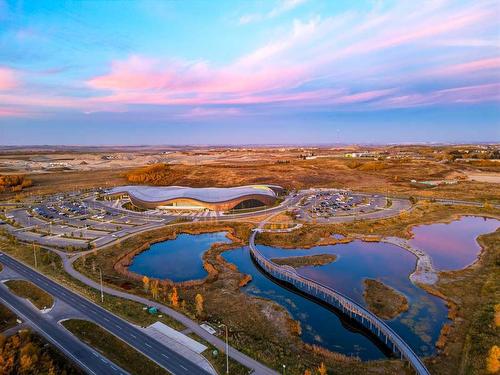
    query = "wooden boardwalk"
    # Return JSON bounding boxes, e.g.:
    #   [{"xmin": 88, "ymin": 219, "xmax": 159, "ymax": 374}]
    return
[{"xmin": 249, "ymin": 230, "xmax": 431, "ymax": 375}]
